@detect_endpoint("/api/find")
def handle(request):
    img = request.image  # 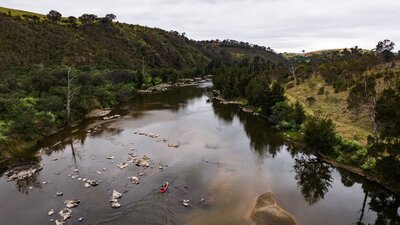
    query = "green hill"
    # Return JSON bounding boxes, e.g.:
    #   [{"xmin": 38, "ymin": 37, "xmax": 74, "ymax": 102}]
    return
[
  {"xmin": 0, "ymin": 7, "xmax": 284, "ymax": 72},
  {"xmin": 0, "ymin": 6, "xmax": 47, "ymax": 20}
]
